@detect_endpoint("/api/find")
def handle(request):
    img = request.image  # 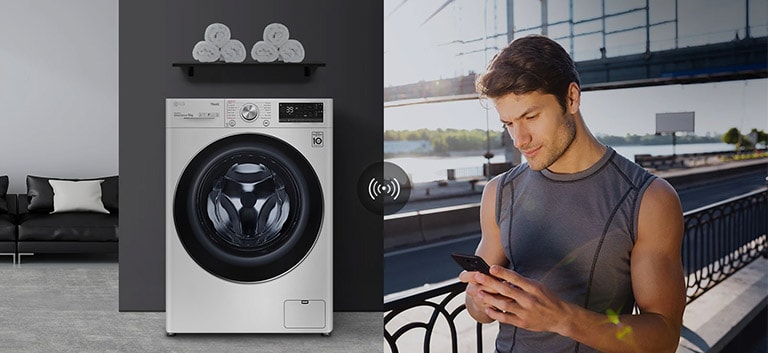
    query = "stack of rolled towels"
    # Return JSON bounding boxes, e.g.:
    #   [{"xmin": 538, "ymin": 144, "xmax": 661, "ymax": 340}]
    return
[
  {"xmin": 251, "ymin": 23, "xmax": 305, "ymax": 63},
  {"xmin": 192, "ymin": 23, "xmax": 247, "ymax": 63}
]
